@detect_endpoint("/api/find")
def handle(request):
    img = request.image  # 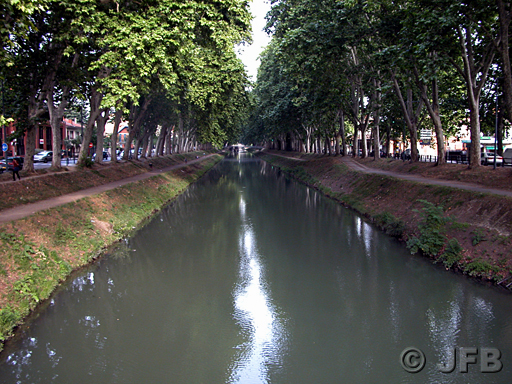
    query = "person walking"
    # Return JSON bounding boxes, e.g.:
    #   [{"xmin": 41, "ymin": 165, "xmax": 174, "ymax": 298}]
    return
[{"xmin": 12, "ymin": 158, "xmax": 21, "ymax": 181}]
